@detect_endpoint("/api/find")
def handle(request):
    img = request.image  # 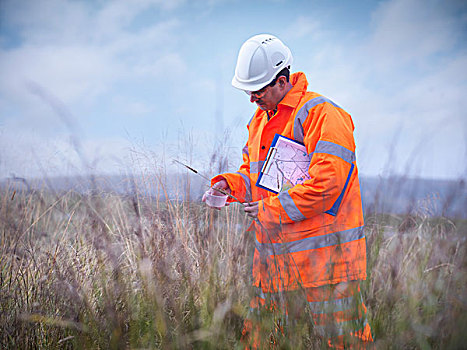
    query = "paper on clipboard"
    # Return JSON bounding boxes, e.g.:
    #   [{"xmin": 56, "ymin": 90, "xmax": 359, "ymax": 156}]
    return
[{"xmin": 256, "ymin": 134, "xmax": 311, "ymax": 193}]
